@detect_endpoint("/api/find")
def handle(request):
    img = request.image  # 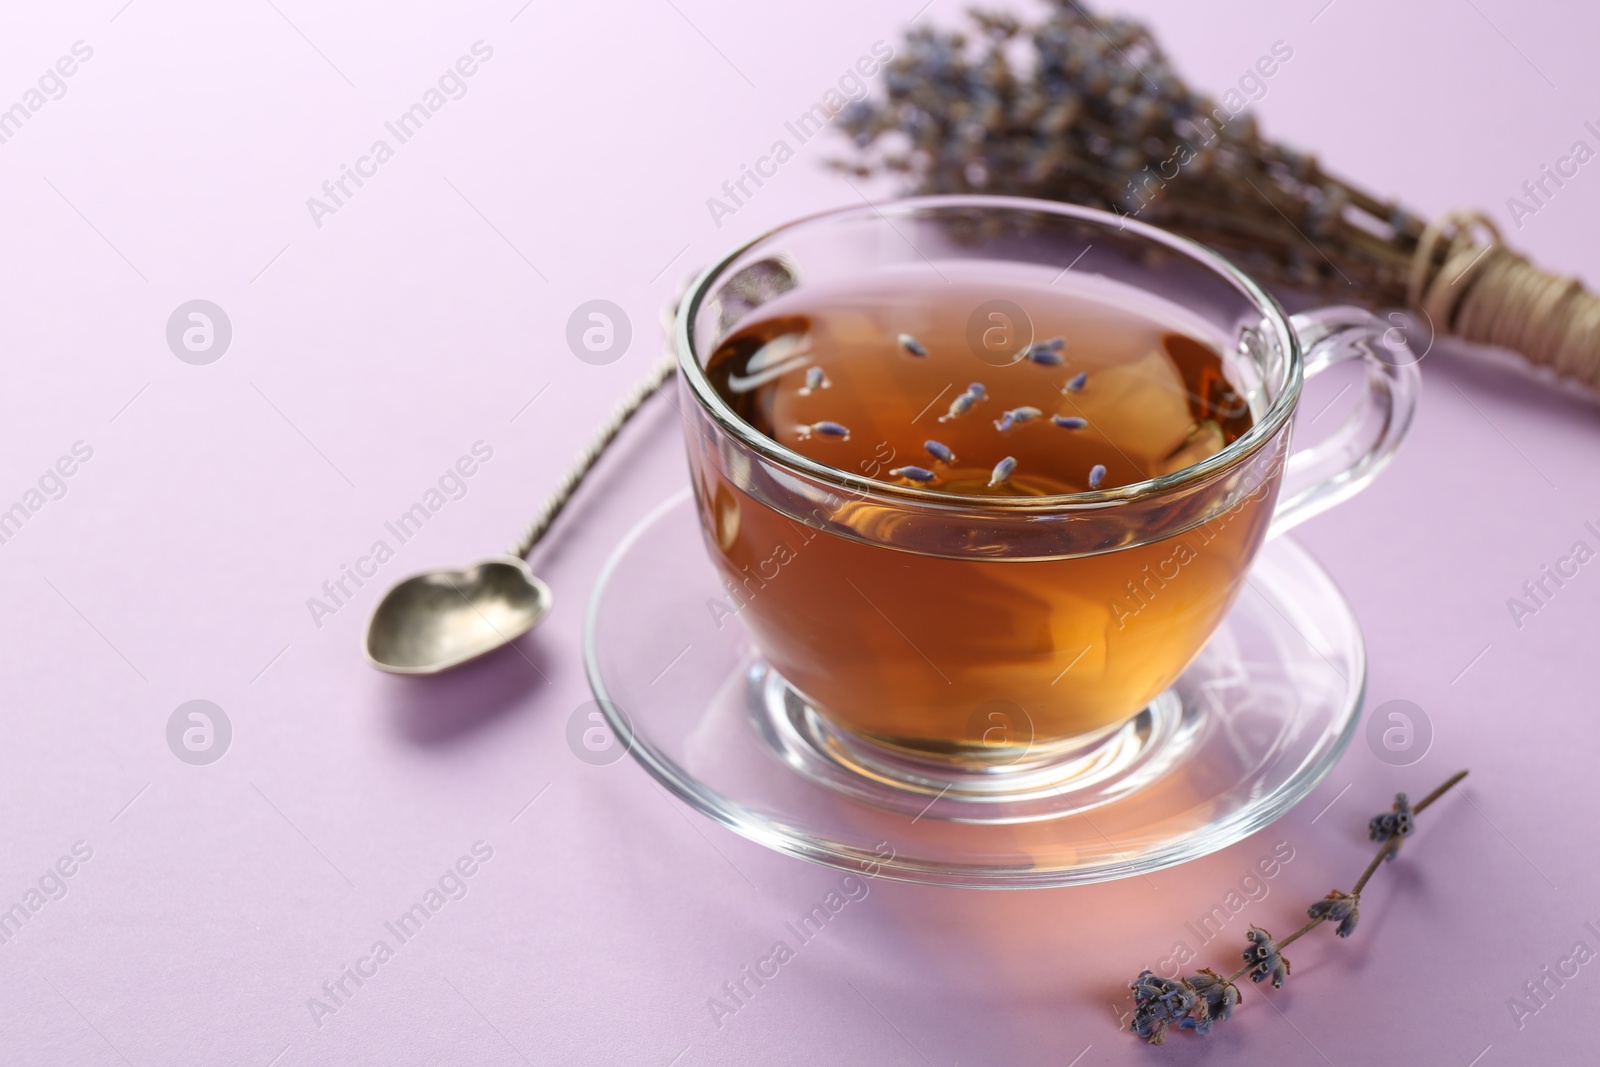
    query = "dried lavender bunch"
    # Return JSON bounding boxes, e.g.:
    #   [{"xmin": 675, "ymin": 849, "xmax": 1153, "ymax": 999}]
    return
[
  {"xmin": 836, "ymin": 4, "xmax": 1423, "ymax": 300},
  {"xmin": 1126, "ymin": 770, "xmax": 1467, "ymax": 1045},
  {"xmin": 837, "ymin": 3, "xmax": 1600, "ymax": 390}
]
